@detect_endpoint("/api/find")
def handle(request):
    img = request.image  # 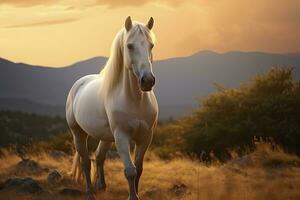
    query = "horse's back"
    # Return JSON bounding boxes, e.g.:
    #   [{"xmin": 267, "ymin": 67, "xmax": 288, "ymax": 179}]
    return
[{"xmin": 66, "ymin": 74, "xmax": 112, "ymax": 140}]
